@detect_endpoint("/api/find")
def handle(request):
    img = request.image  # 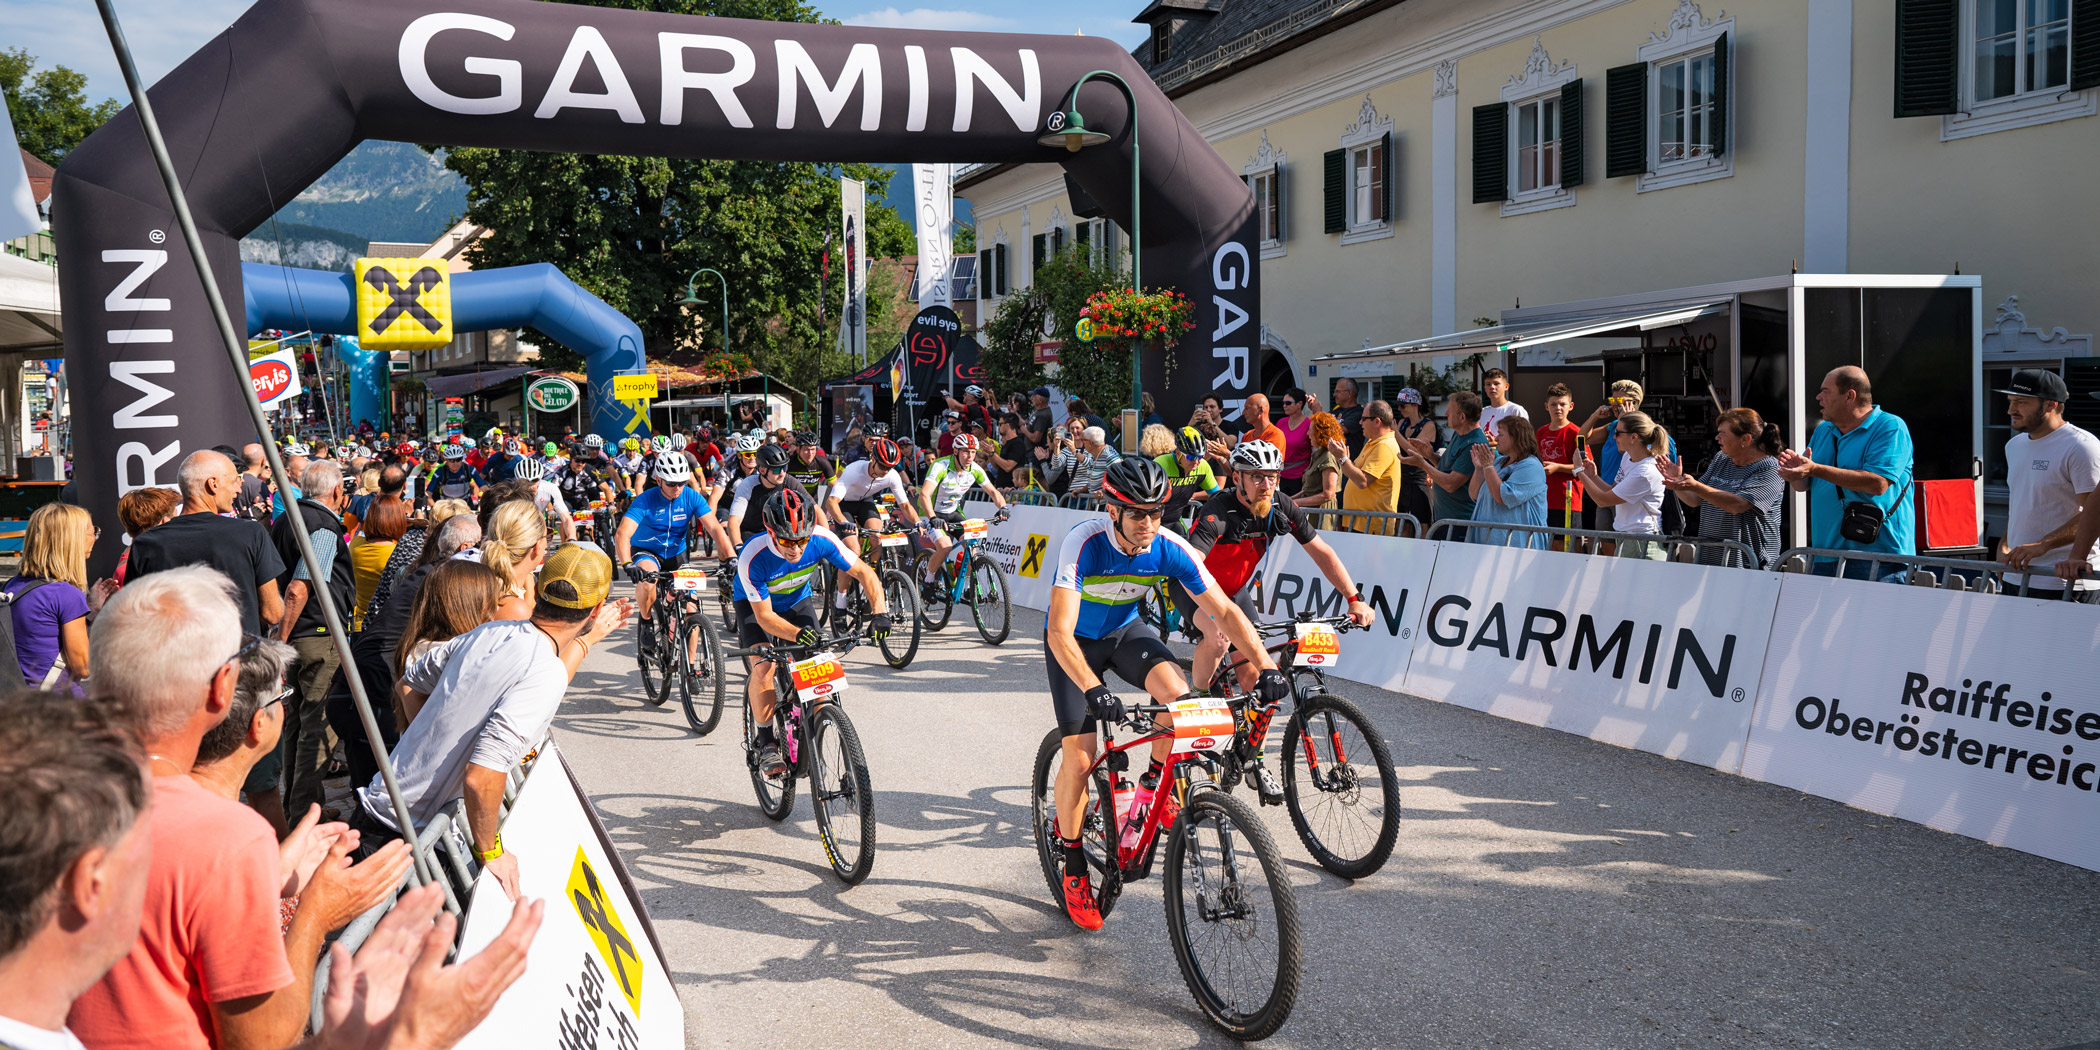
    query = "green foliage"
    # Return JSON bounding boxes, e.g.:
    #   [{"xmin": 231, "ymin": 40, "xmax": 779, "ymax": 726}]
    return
[
  {"xmin": 981, "ymin": 289, "xmax": 1051, "ymax": 399},
  {"xmin": 1, "ymin": 49, "xmax": 122, "ymax": 165},
  {"xmin": 1412, "ymin": 353, "xmax": 1487, "ymax": 398},
  {"xmin": 954, "ymin": 222, "xmax": 976, "ymax": 255},
  {"xmin": 1032, "ymin": 247, "xmax": 1132, "ymax": 416}
]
